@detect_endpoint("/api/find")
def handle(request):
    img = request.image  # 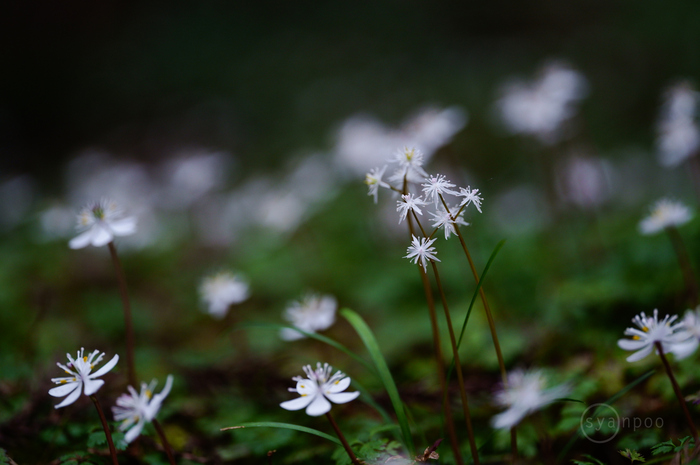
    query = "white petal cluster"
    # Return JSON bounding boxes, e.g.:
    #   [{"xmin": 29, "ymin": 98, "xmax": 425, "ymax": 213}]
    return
[
  {"xmin": 491, "ymin": 369, "xmax": 569, "ymax": 430},
  {"xmin": 429, "ymin": 205, "xmax": 469, "ymax": 240},
  {"xmin": 112, "ymin": 375, "xmax": 174, "ymax": 443},
  {"xmin": 280, "ymin": 294, "xmax": 337, "ymax": 341},
  {"xmin": 397, "ymin": 194, "xmax": 428, "ymax": 224},
  {"xmin": 617, "ymin": 309, "xmax": 695, "ymax": 362},
  {"xmin": 656, "ymin": 82, "xmax": 700, "ymax": 167},
  {"xmin": 639, "ymin": 198, "xmax": 692, "ymax": 235},
  {"xmin": 389, "ymin": 147, "xmax": 430, "ymax": 184},
  {"xmin": 280, "ymin": 363, "xmax": 360, "ymax": 416},
  {"xmin": 404, "ymin": 235, "xmax": 440, "ymax": 271},
  {"xmin": 199, "ymin": 271, "xmax": 250, "ymax": 319},
  {"xmin": 49, "ymin": 348, "xmax": 119, "ymax": 409},
  {"xmin": 495, "ymin": 62, "xmax": 588, "ymax": 144},
  {"xmin": 365, "ymin": 166, "xmax": 390, "ymax": 203},
  {"xmin": 68, "ymin": 198, "xmax": 137, "ymax": 249}
]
